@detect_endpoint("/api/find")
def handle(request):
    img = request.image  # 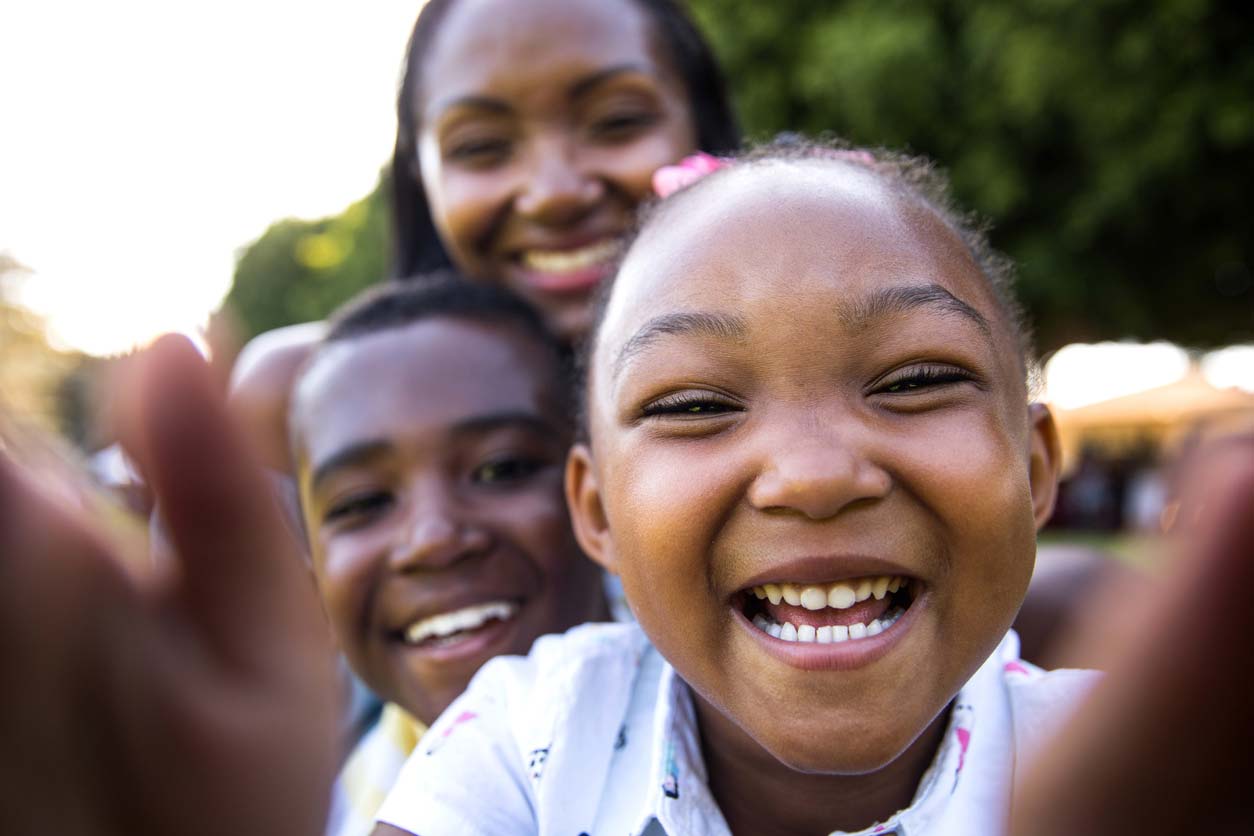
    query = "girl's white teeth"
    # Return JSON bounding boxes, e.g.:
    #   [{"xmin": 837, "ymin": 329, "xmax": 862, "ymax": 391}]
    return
[
  {"xmin": 751, "ymin": 607, "xmax": 906, "ymax": 644},
  {"xmin": 751, "ymin": 575, "xmax": 909, "ymax": 611},
  {"xmin": 403, "ymin": 601, "xmax": 518, "ymax": 645},
  {"xmin": 520, "ymin": 240, "xmax": 618, "ymax": 273}
]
